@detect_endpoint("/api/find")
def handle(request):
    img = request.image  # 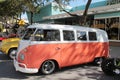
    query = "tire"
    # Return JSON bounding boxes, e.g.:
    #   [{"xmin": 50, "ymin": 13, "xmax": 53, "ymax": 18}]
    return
[
  {"xmin": 101, "ymin": 58, "xmax": 115, "ymax": 75},
  {"xmin": 8, "ymin": 48, "xmax": 17, "ymax": 59},
  {"xmin": 93, "ymin": 57, "xmax": 103, "ymax": 66},
  {"xmin": 41, "ymin": 60, "xmax": 56, "ymax": 75}
]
